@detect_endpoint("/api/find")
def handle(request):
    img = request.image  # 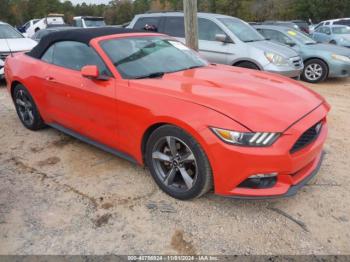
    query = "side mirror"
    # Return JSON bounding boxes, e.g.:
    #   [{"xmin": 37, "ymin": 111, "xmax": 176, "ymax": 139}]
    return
[
  {"xmin": 81, "ymin": 65, "xmax": 109, "ymax": 81},
  {"xmin": 215, "ymin": 34, "xmax": 233, "ymax": 43},
  {"xmin": 286, "ymin": 41, "xmax": 296, "ymax": 47},
  {"xmin": 81, "ymin": 65, "xmax": 99, "ymax": 79}
]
